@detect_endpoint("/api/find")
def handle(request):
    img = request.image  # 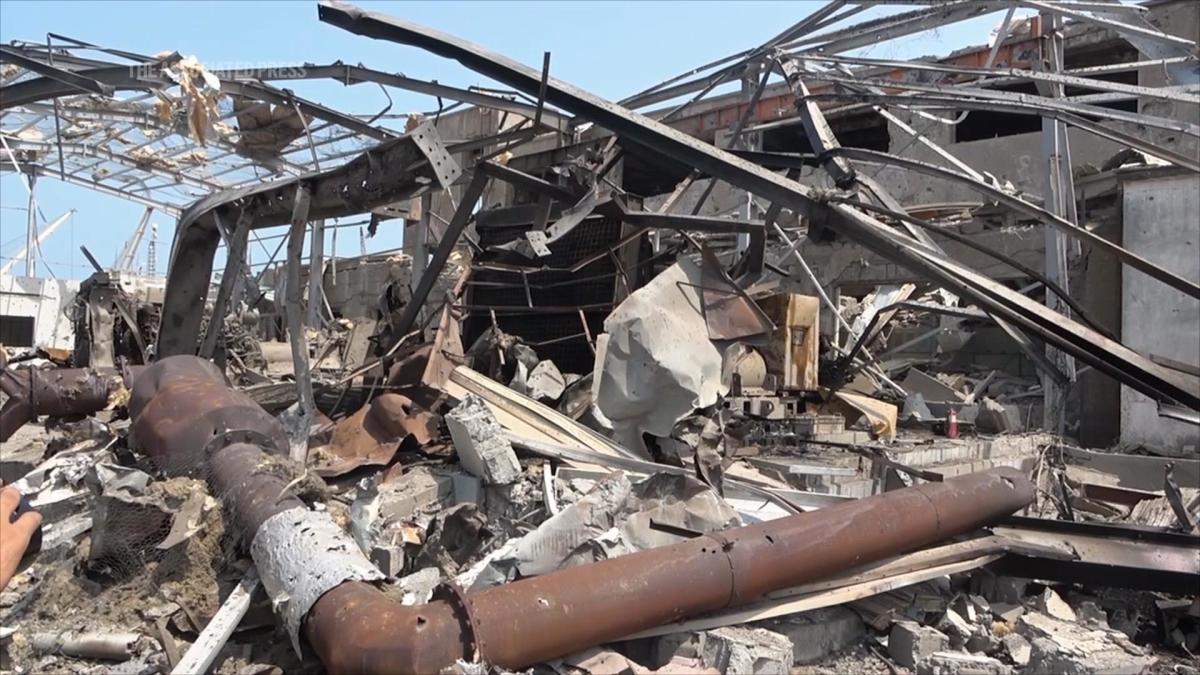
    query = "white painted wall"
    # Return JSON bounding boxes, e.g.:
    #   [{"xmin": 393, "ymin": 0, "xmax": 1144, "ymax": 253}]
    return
[
  {"xmin": 1120, "ymin": 173, "xmax": 1200, "ymax": 456},
  {"xmin": 0, "ymin": 274, "xmax": 79, "ymax": 350}
]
